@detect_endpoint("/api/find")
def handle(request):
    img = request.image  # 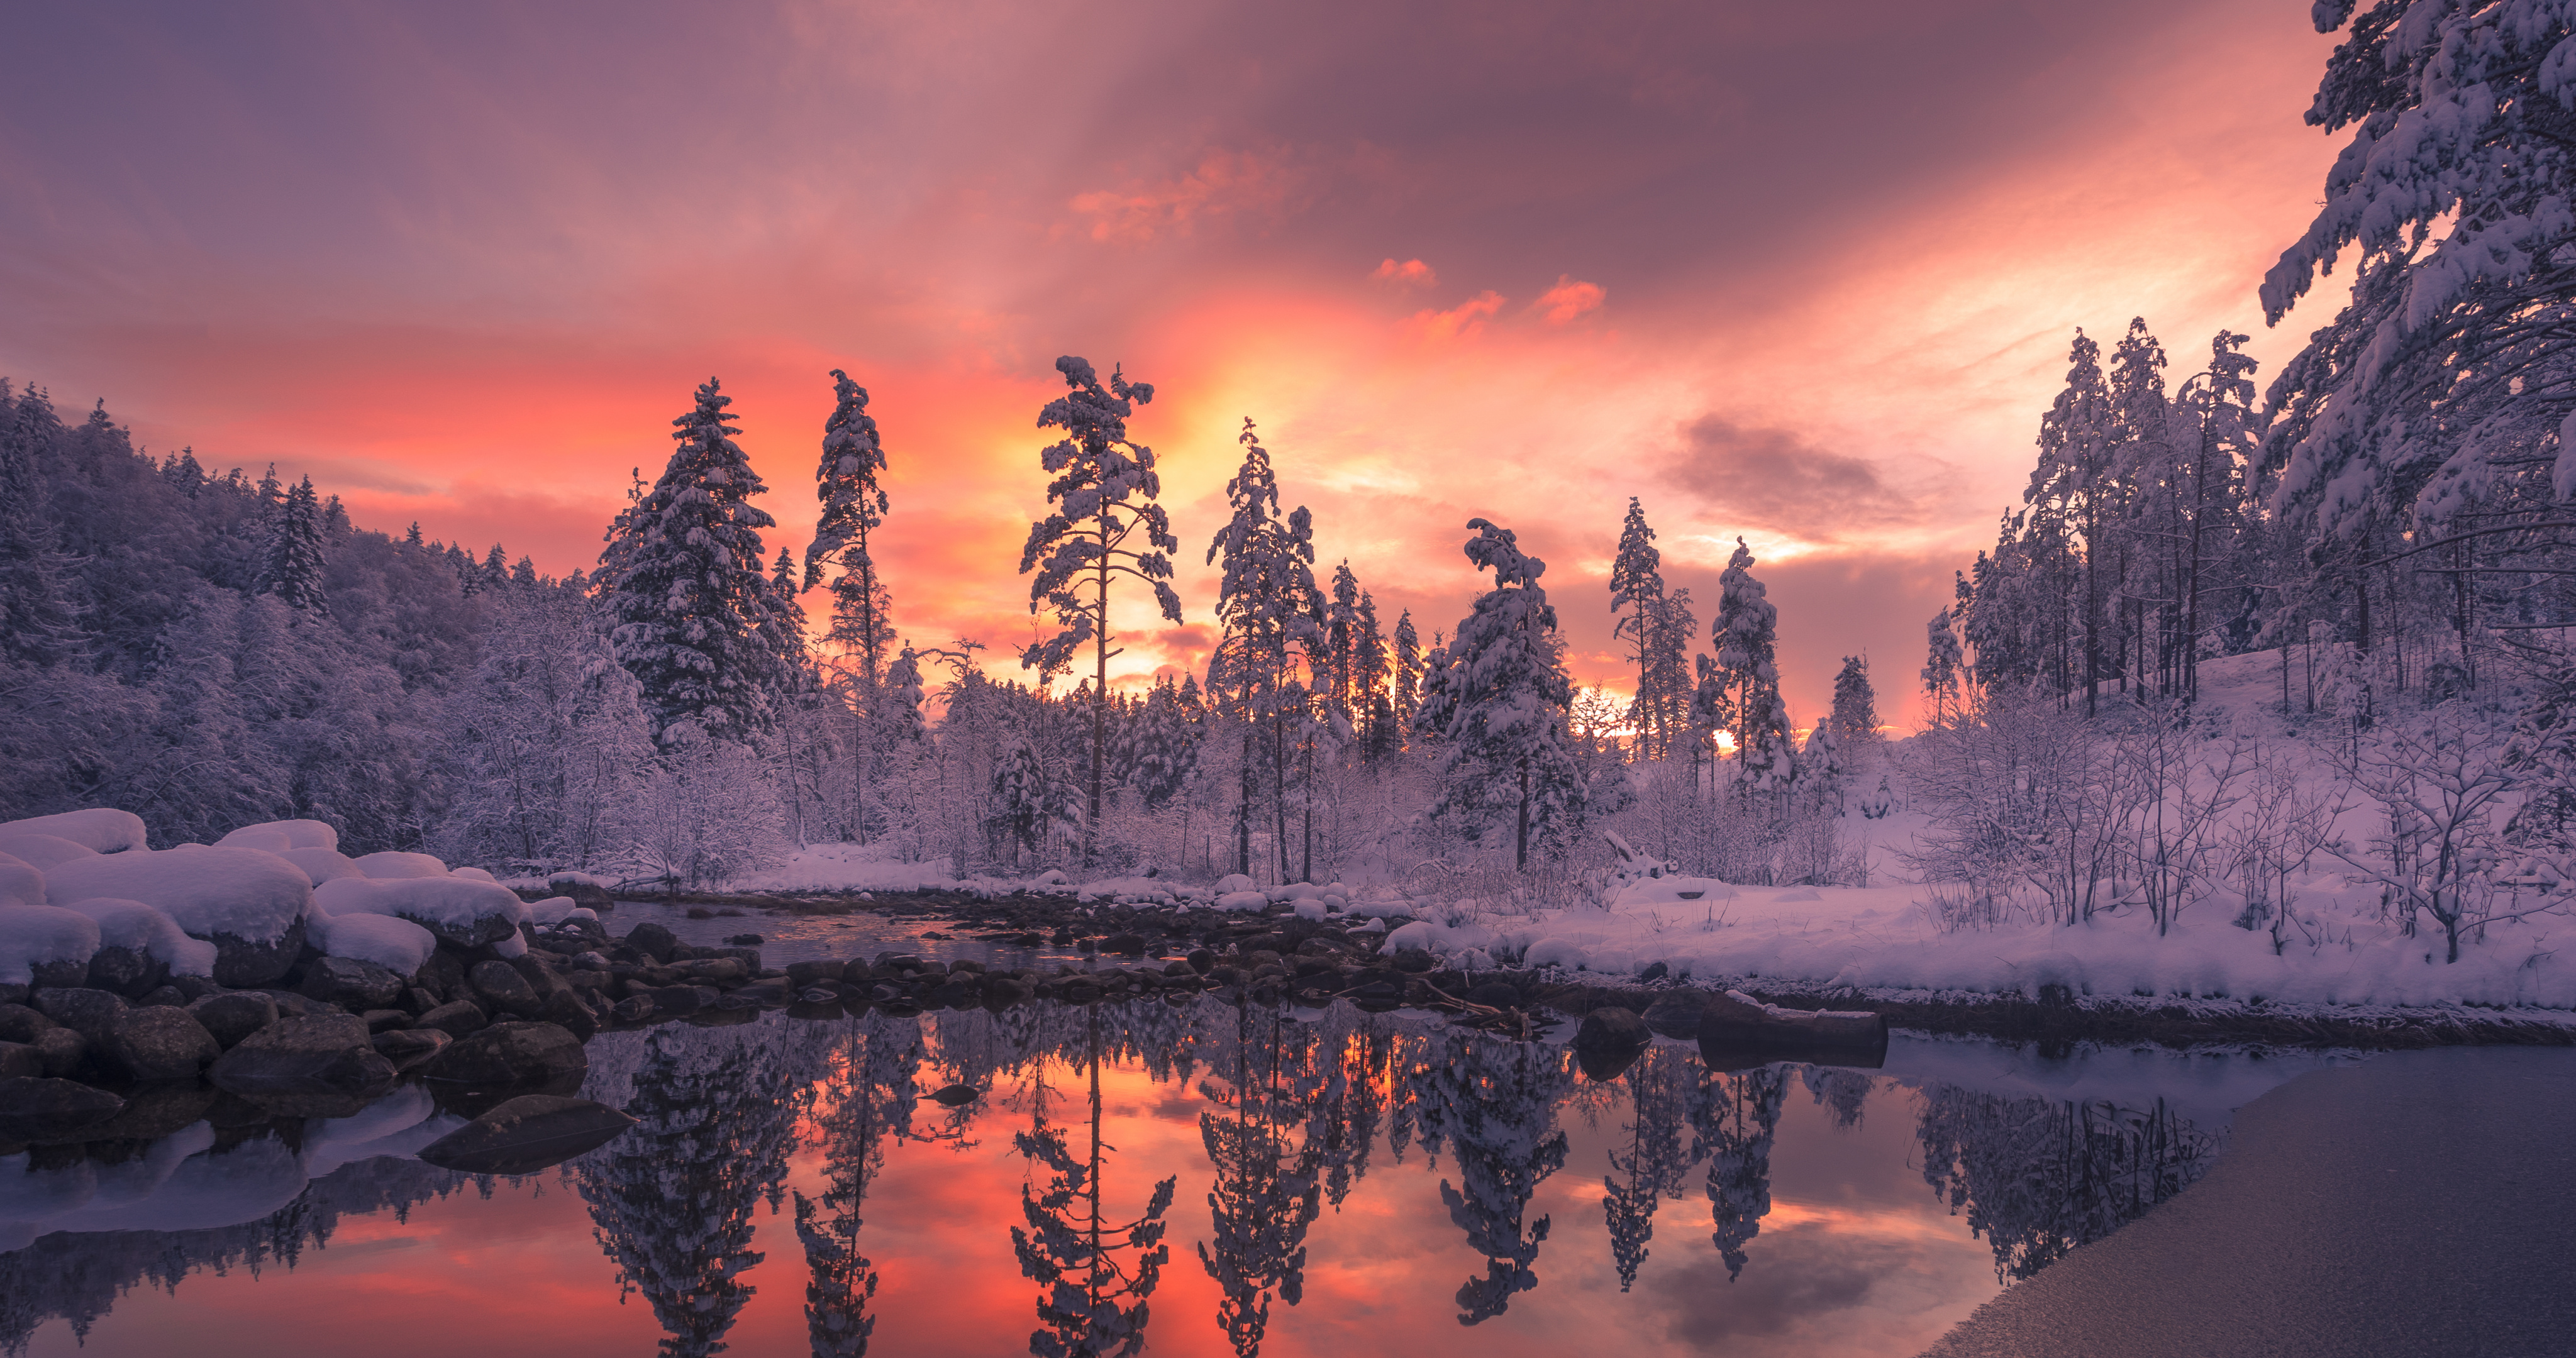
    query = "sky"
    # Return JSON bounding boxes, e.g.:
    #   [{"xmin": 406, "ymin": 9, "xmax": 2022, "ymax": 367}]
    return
[{"xmin": 0, "ymin": 1, "xmax": 2357, "ymax": 727}]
